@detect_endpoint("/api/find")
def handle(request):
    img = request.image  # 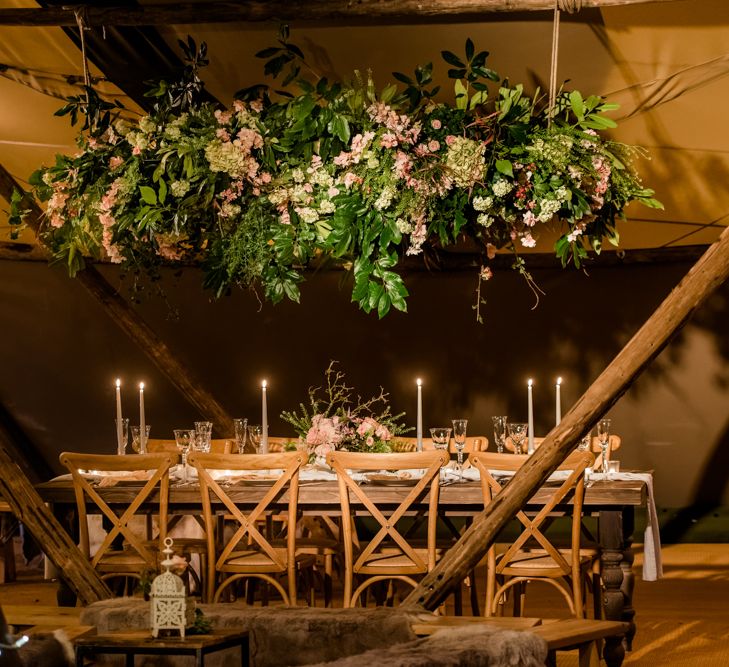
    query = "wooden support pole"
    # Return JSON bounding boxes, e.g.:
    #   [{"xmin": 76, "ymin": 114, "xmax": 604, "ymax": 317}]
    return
[
  {"xmin": 404, "ymin": 223, "xmax": 729, "ymax": 611},
  {"xmin": 0, "ymin": 431, "xmax": 111, "ymax": 604},
  {"xmin": 0, "ymin": 0, "xmax": 688, "ymax": 27},
  {"xmin": 0, "ymin": 165, "xmax": 234, "ymax": 435}
]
